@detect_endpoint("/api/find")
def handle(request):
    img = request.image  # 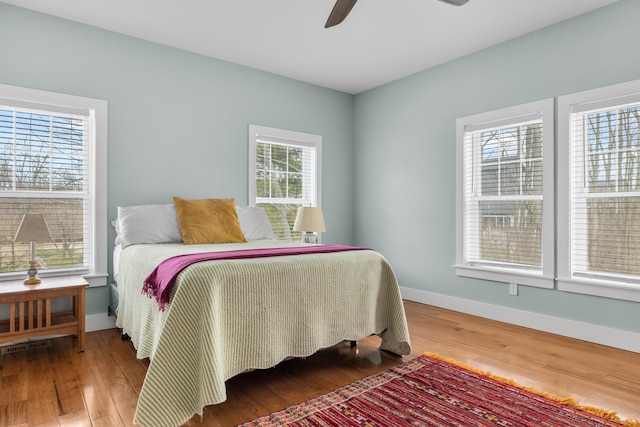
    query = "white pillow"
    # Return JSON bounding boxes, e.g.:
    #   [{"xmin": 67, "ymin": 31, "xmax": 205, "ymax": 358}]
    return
[
  {"xmin": 115, "ymin": 204, "xmax": 183, "ymax": 248},
  {"xmin": 236, "ymin": 206, "xmax": 275, "ymax": 240}
]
